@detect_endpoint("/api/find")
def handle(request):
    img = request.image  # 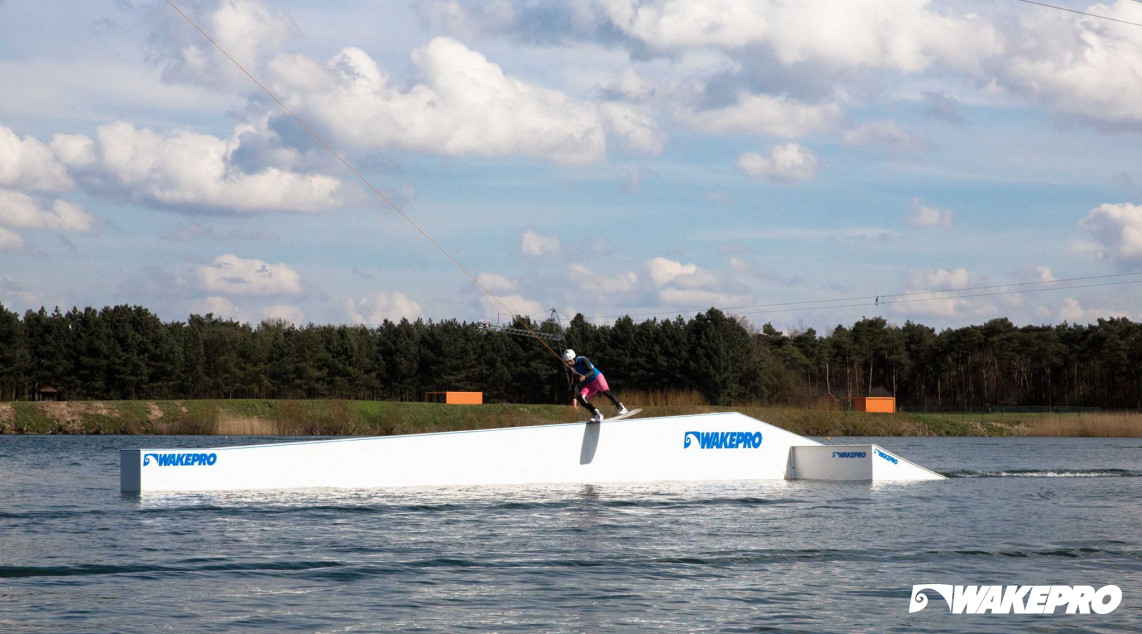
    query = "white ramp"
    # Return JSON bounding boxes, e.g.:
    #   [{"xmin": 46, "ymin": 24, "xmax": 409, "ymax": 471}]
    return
[
  {"xmin": 121, "ymin": 412, "xmax": 943, "ymax": 492},
  {"xmin": 787, "ymin": 444, "xmax": 944, "ymax": 481}
]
